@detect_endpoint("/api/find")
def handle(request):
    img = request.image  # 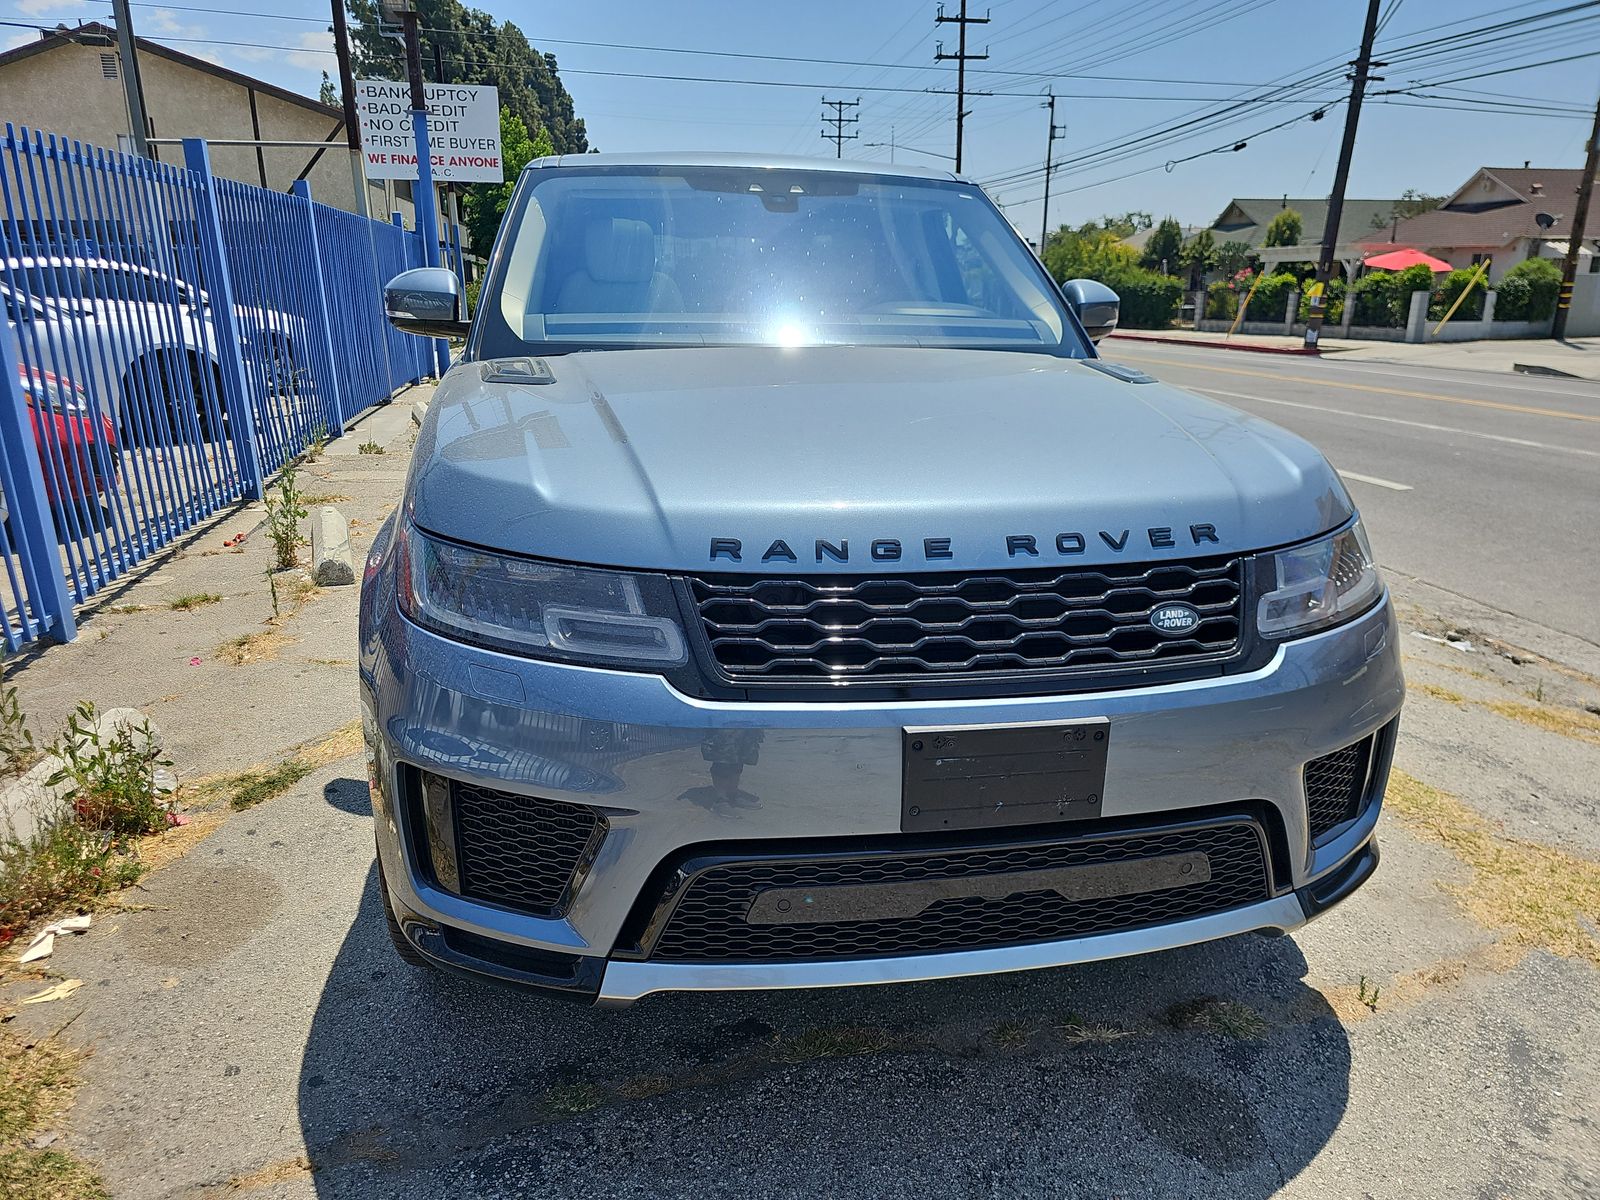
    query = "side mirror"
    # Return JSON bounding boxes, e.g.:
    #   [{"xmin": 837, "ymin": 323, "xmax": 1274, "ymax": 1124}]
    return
[
  {"xmin": 384, "ymin": 267, "xmax": 469, "ymax": 338},
  {"xmin": 1061, "ymin": 278, "xmax": 1120, "ymax": 344}
]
